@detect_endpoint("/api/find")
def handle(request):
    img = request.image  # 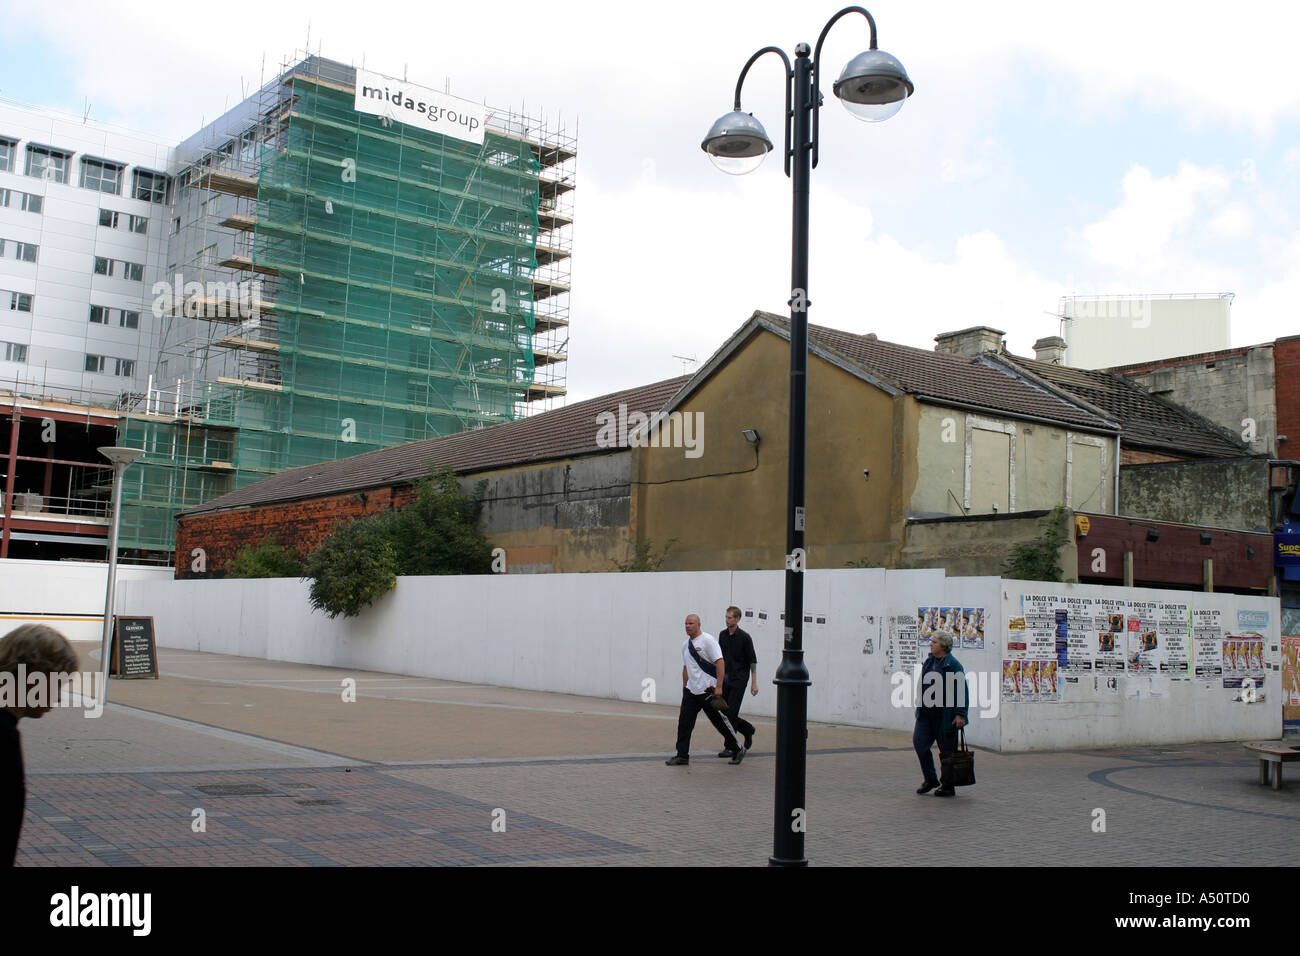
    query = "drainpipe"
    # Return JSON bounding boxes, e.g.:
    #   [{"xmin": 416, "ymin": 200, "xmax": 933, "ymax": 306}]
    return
[{"xmin": 1113, "ymin": 435, "xmax": 1121, "ymax": 515}]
